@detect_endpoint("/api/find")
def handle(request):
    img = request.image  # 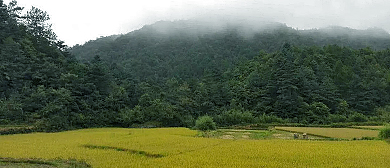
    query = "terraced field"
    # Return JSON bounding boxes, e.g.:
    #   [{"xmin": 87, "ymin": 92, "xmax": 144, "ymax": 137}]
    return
[
  {"xmin": 351, "ymin": 126, "xmax": 385, "ymax": 130},
  {"xmin": 0, "ymin": 128, "xmax": 389, "ymax": 167},
  {"xmin": 275, "ymin": 126, "xmax": 380, "ymax": 139}
]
